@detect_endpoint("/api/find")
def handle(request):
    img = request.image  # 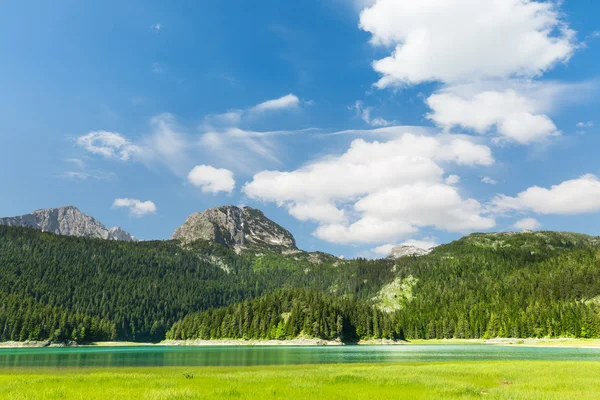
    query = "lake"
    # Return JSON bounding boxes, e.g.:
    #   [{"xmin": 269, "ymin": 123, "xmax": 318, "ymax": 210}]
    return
[{"xmin": 1, "ymin": 345, "xmax": 600, "ymax": 368}]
